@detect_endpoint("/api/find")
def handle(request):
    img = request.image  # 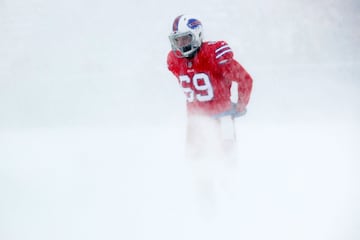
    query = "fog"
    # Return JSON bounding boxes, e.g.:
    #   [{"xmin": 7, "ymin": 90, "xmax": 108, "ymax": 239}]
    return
[{"xmin": 1, "ymin": 0, "xmax": 359, "ymax": 239}]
